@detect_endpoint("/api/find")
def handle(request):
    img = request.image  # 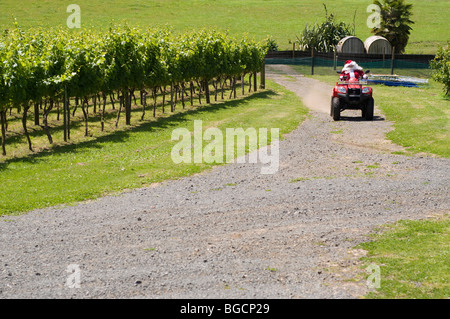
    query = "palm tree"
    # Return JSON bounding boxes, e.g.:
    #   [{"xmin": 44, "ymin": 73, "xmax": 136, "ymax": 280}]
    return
[{"xmin": 372, "ymin": 0, "xmax": 414, "ymax": 53}]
